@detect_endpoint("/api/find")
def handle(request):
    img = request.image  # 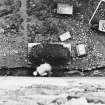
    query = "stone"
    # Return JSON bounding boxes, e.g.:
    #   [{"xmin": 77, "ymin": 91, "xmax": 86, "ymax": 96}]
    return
[{"xmin": 36, "ymin": 63, "xmax": 52, "ymax": 76}]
